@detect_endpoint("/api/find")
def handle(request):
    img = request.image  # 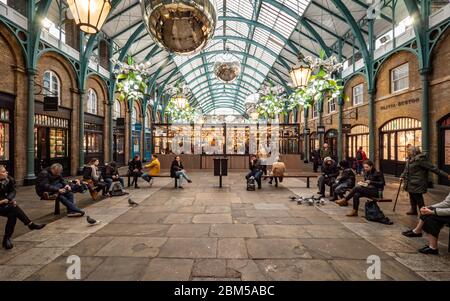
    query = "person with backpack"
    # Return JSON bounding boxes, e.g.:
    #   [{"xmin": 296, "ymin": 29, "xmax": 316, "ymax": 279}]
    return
[
  {"xmin": 402, "ymin": 192, "xmax": 450, "ymax": 255},
  {"xmin": 246, "ymin": 154, "xmax": 263, "ymax": 190},
  {"xmin": 82, "ymin": 158, "xmax": 107, "ymax": 198},
  {"xmin": 330, "ymin": 160, "xmax": 356, "ymax": 202},
  {"xmin": 1, "ymin": 165, "xmax": 45, "ymax": 250},
  {"xmin": 336, "ymin": 160, "xmax": 385, "ymax": 217},
  {"xmin": 400, "ymin": 145, "xmax": 450, "ymax": 215},
  {"xmin": 355, "ymin": 146, "xmax": 367, "ymax": 175}
]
